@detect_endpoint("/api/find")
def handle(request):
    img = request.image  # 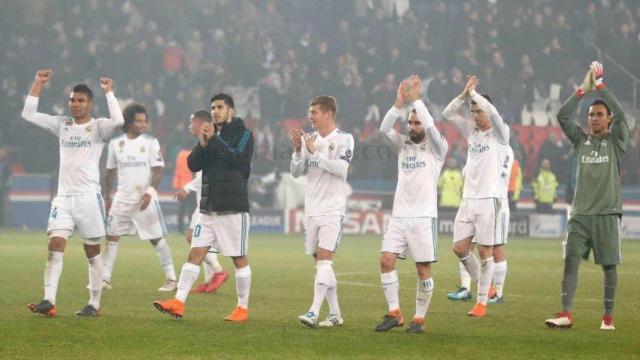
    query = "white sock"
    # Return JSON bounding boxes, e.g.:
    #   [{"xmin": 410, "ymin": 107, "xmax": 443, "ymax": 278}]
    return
[
  {"xmin": 325, "ymin": 265, "xmax": 341, "ymax": 318},
  {"xmin": 415, "ymin": 277, "xmax": 434, "ymax": 319},
  {"xmin": 153, "ymin": 238, "xmax": 176, "ymax": 281},
  {"xmin": 460, "ymin": 253, "xmax": 480, "ymax": 282},
  {"xmin": 176, "ymin": 262, "xmax": 200, "ymax": 303},
  {"xmin": 380, "ymin": 270, "xmax": 400, "ymax": 312},
  {"xmin": 102, "ymin": 241, "xmax": 119, "ymax": 282},
  {"xmin": 43, "ymin": 251, "xmax": 64, "ymax": 304},
  {"xmin": 478, "ymin": 257, "xmax": 495, "ymax": 305},
  {"xmin": 88, "ymin": 254, "xmax": 103, "ymax": 310},
  {"xmin": 493, "ymin": 260, "xmax": 507, "ymax": 297},
  {"xmin": 459, "ymin": 261, "xmax": 471, "ymax": 290},
  {"xmin": 205, "ymin": 251, "xmax": 223, "ymax": 274},
  {"xmin": 202, "ymin": 261, "xmax": 214, "ymax": 283},
  {"xmin": 310, "ymin": 260, "xmax": 332, "ymax": 315},
  {"xmin": 235, "ymin": 265, "xmax": 251, "ymax": 308}
]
